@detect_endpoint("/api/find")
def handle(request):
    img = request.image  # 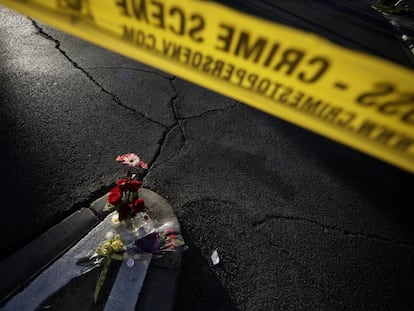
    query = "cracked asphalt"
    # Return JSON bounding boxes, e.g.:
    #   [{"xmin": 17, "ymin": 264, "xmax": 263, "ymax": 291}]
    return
[{"xmin": 1, "ymin": 2, "xmax": 414, "ymax": 311}]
